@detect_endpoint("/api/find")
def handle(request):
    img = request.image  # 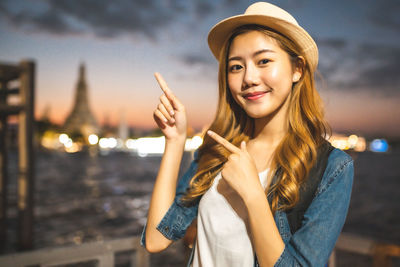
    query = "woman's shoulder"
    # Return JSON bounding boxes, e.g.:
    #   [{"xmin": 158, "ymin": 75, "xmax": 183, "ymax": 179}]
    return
[
  {"xmin": 327, "ymin": 147, "xmax": 353, "ymax": 168},
  {"xmin": 317, "ymin": 147, "xmax": 354, "ymax": 194}
]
